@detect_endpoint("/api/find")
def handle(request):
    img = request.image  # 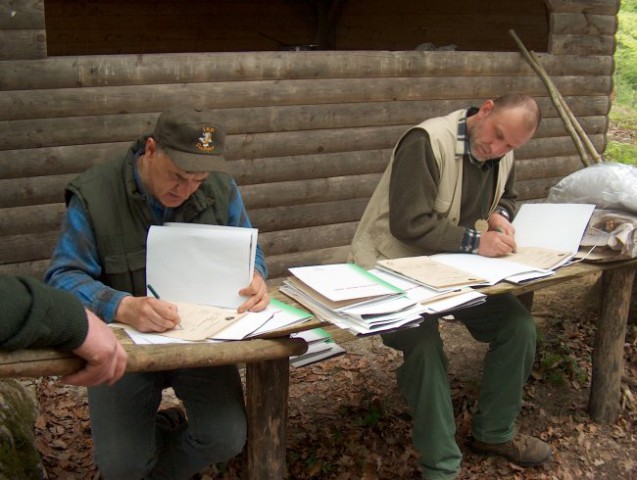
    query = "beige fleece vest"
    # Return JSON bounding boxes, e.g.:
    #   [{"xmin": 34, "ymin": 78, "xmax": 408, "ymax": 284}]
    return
[{"xmin": 349, "ymin": 109, "xmax": 514, "ymax": 268}]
